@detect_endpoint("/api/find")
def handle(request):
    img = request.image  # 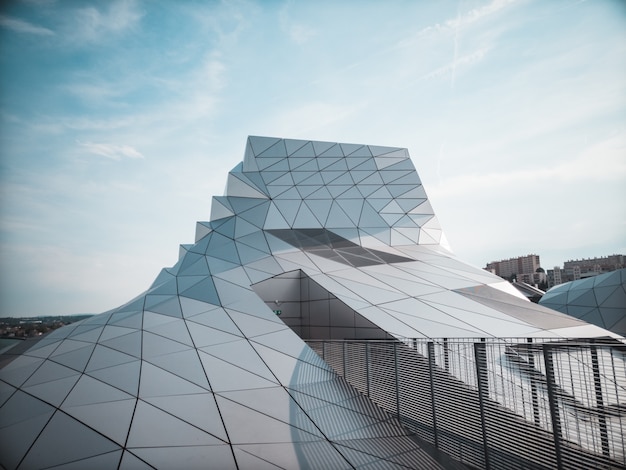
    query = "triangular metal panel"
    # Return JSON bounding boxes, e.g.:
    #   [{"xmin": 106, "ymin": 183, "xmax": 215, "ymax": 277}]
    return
[
  {"xmin": 257, "ymin": 139, "xmax": 287, "ymax": 159},
  {"xmin": 248, "ymin": 136, "xmax": 282, "ymax": 156},
  {"xmin": 284, "ymin": 138, "xmax": 309, "ymax": 156}
]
